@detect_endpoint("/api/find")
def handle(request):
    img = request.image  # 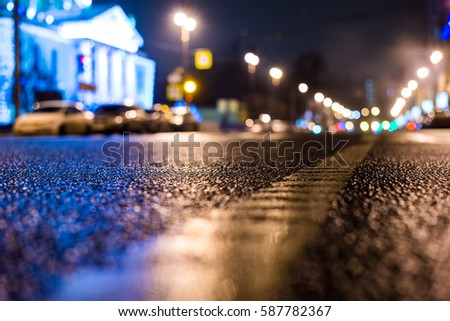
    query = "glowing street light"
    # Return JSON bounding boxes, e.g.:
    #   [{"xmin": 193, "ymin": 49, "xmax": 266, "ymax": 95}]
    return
[
  {"xmin": 408, "ymin": 80, "xmax": 418, "ymax": 91},
  {"xmin": 259, "ymin": 113, "xmax": 271, "ymax": 123},
  {"xmin": 314, "ymin": 92, "xmax": 325, "ymax": 103},
  {"xmin": 323, "ymin": 97, "xmax": 333, "ymax": 108},
  {"xmin": 430, "ymin": 50, "xmax": 443, "ymax": 65},
  {"xmin": 174, "ymin": 12, "xmax": 187, "ymax": 27},
  {"xmin": 401, "ymin": 87, "xmax": 412, "ymax": 98},
  {"xmin": 390, "ymin": 97, "xmax": 406, "ymax": 117},
  {"xmin": 244, "ymin": 52, "xmax": 260, "ymax": 74},
  {"xmin": 416, "ymin": 67, "xmax": 429, "ymax": 79},
  {"xmin": 298, "ymin": 83, "xmax": 308, "ymax": 93},
  {"xmin": 269, "ymin": 67, "xmax": 283, "ymax": 86},
  {"xmin": 173, "ymin": 12, "xmax": 197, "ymax": 70},
  {"xmin": 184, "ymin": 80, "xmax": 197, "ymax": 94}
]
